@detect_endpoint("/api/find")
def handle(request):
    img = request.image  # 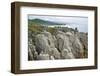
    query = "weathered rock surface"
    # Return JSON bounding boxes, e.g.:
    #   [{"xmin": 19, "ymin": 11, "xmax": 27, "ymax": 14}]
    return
[
  {"xmin": 28, "ymin": 38, "xmax": 38, "ymax": 60},
  {"xmin": 61, "ymin": 49, "xmax": 75, "ymax": 59},
  {"xmin": 28, "ymin": 30, "xmax": 88, "ymax": 60},
  {"xmin": 37, "ymin": 53, "xmax": 50, "ymax": 60}
]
